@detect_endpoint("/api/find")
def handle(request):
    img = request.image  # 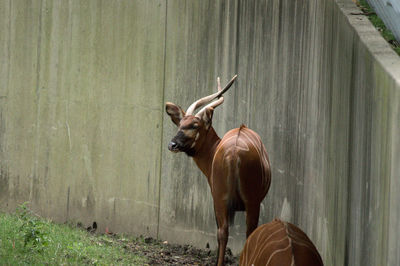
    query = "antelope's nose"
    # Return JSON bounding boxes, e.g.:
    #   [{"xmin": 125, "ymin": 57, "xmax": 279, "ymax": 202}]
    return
[{"xmin": 168, "ymin": 141, "xmax": 178, "ymax": 151}]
